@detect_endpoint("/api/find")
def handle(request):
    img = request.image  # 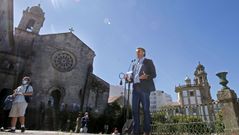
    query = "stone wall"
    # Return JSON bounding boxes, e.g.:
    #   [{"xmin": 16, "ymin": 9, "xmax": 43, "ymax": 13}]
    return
[
  {"xmin": 0, "ymin": 0, "xmax": 14, "ymax": 52},
  {"xmin": 30, "ymin": 32, "xmax": 95, "ymax": 107},
  {"xmin": 83, "ymin": 74, "xmax": 110, "ymax": 116},
  {"xmin": 0, "ymin": 53, "xmax": 26, "ymax": 91},
  {"xmin": 13, "ymin": 28, "xmax": 37, "ymax": 58}
]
